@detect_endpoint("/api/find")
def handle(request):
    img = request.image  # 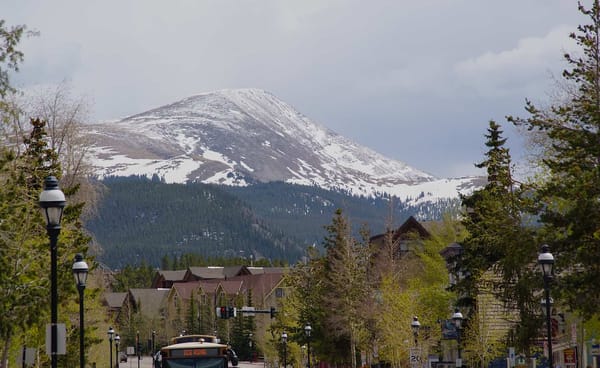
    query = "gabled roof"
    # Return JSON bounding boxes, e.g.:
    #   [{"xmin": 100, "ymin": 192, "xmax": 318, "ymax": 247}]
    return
[
  {"xmin": 440, "ymin": 242, "xmax": 463, "ymax": 260},
  {"xmin": 217, "ymin": 280, "xmax": 244, "ymax": 296},
  {"xmin": 228, "ymin": 272, "xmax": 286, "ymax": 301},
  {"xmin": 185, "ymin": 267, "xmax": 227, "ymax": 280},
  {"xmin": 370, "ymin": 215, "xmax": 431, "ymax": 243},
  {"xmin": 105, "ymin": 292, "xmax": 128, "ymax": 309},
  {"xmin": 197, "ymin": 280, "xmax": 221, "ymax": 294},
  {"xmin": 151, "ymin": 270, "xmax": 187, "ymax": 288},
  {"xmin": 171, "ymin": 281, "xmax": 204, "ymax": 301},
  {"xmin": 129, "ymin": 288, "xmax": 170, "ymax": 317},
  {"xmin": 159, "ymin": 270, "xmax": 187, "ymax": 281}
]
